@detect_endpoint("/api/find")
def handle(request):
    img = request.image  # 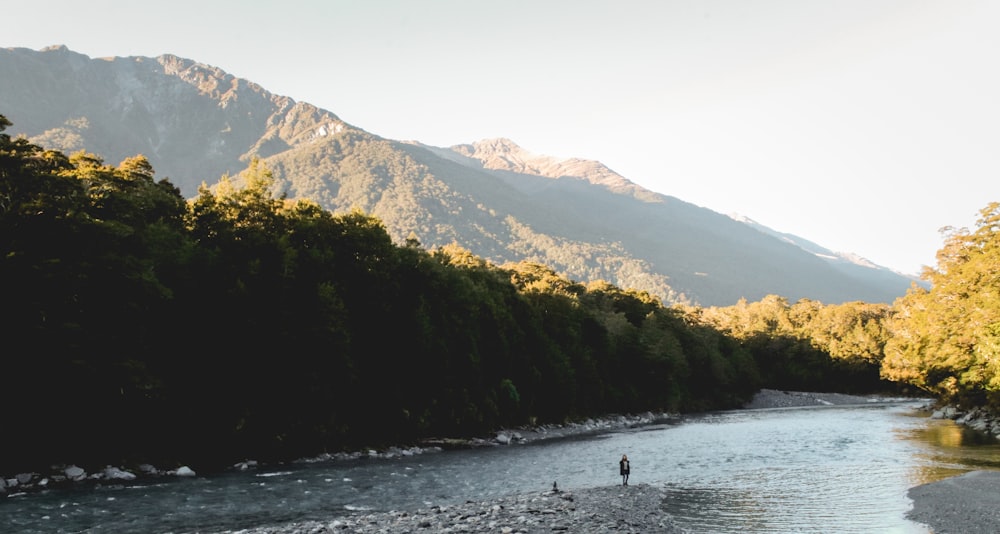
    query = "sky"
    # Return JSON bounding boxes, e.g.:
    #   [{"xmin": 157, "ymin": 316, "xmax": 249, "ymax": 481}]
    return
[{"xmin": 5, "ymin": 0, "xmax": 1000, "ymax": 276}]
